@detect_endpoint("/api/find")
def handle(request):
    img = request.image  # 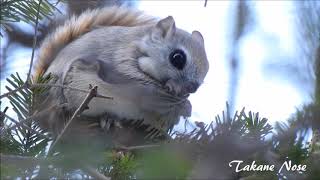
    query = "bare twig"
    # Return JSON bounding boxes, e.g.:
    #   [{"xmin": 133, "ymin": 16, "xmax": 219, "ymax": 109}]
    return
[
  {"xmin": 48, "ymin": 86, "xmax": 98, "ymax": 154},
  {"xmin": 83, "ymin": 166, "xmax": 111, "ymax": 180},
  {"xmin": 26, "ymin": 0, "xmax": 43, "ymax": 83},
  {"xmin": 117, "ymin": 144, "xmax": 161, "ymax": 151},
  {"xmin": 31, "ymin": 83, "xmax": 113, "ymax": 100}
]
